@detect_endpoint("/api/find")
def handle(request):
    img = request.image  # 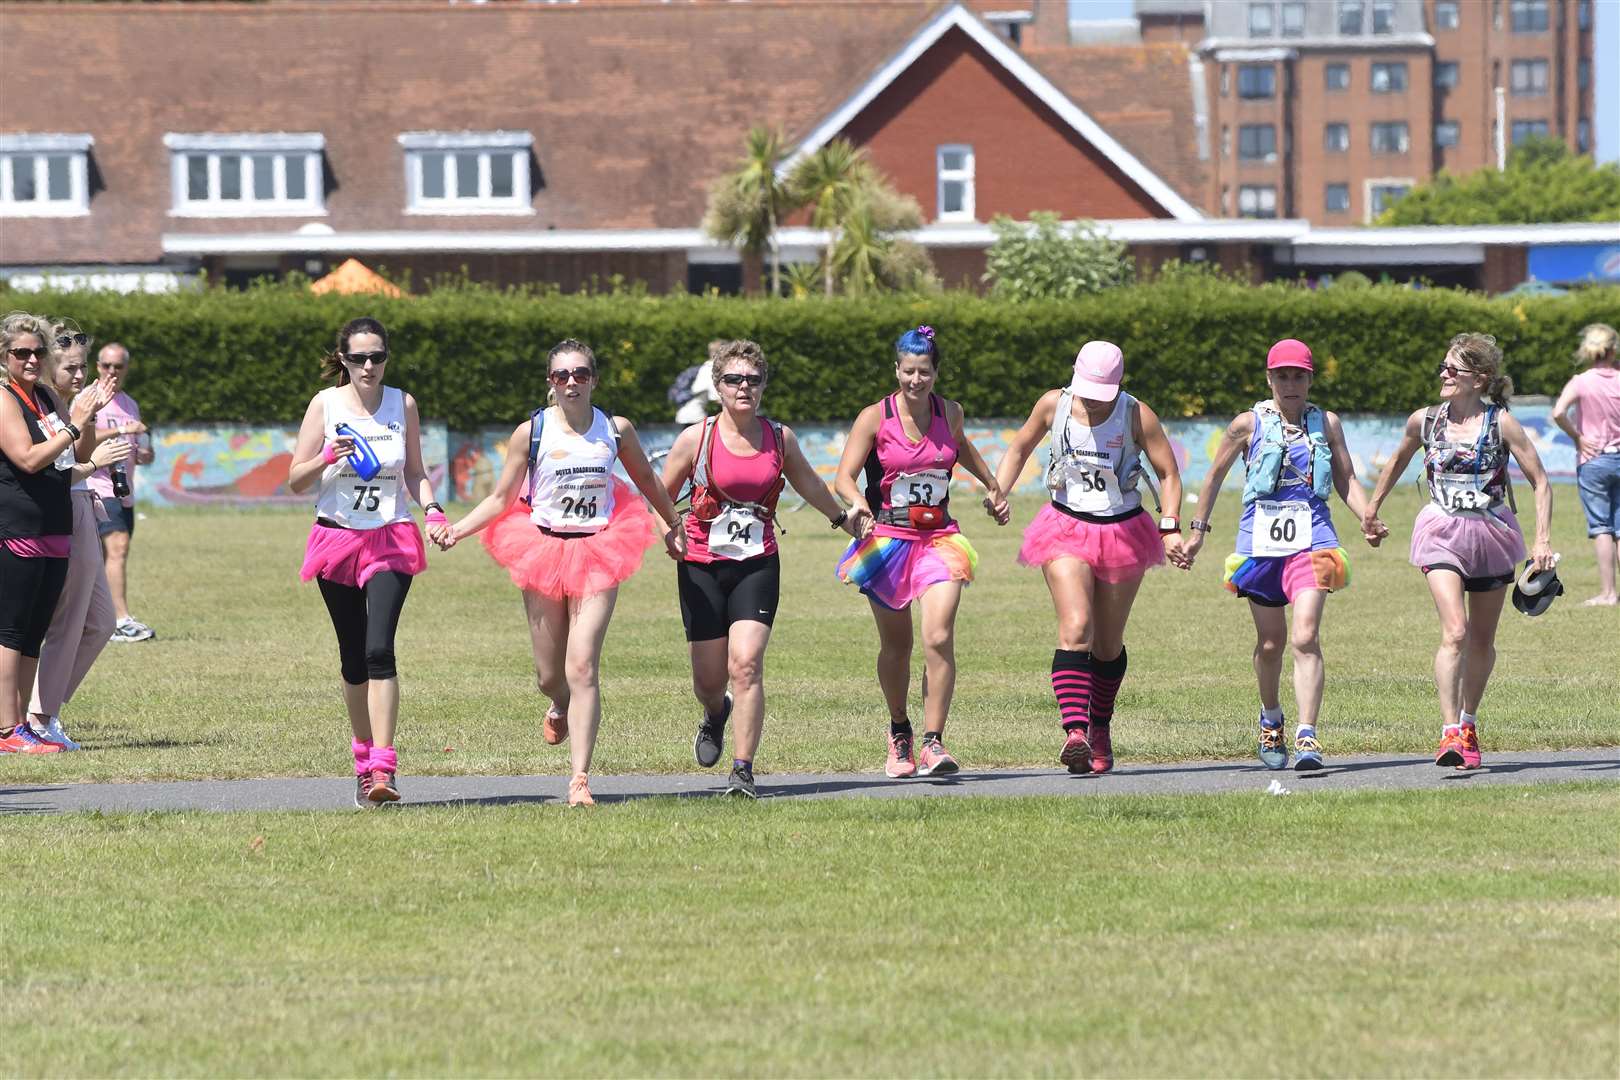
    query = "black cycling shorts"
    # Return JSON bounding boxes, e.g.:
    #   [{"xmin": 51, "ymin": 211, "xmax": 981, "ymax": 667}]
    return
[
  {"xmin": 1421, "ymin": 562, "xmax": 1515, "ymax": 593},
  {"xmin": 676, "ymin": 554, "xmax": 780, "ymax": 642}
]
